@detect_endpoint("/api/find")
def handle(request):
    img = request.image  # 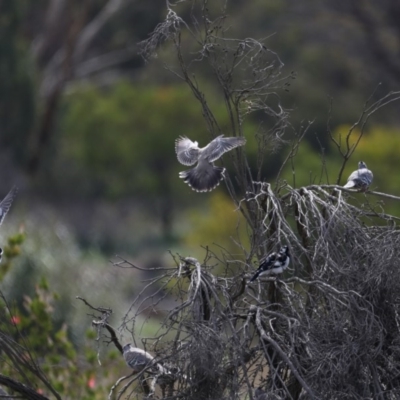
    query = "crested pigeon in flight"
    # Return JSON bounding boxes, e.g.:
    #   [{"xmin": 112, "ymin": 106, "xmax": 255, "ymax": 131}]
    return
[{"xmin": 175, "ymin": 135, "xmax": 246, "ymax": 192}]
